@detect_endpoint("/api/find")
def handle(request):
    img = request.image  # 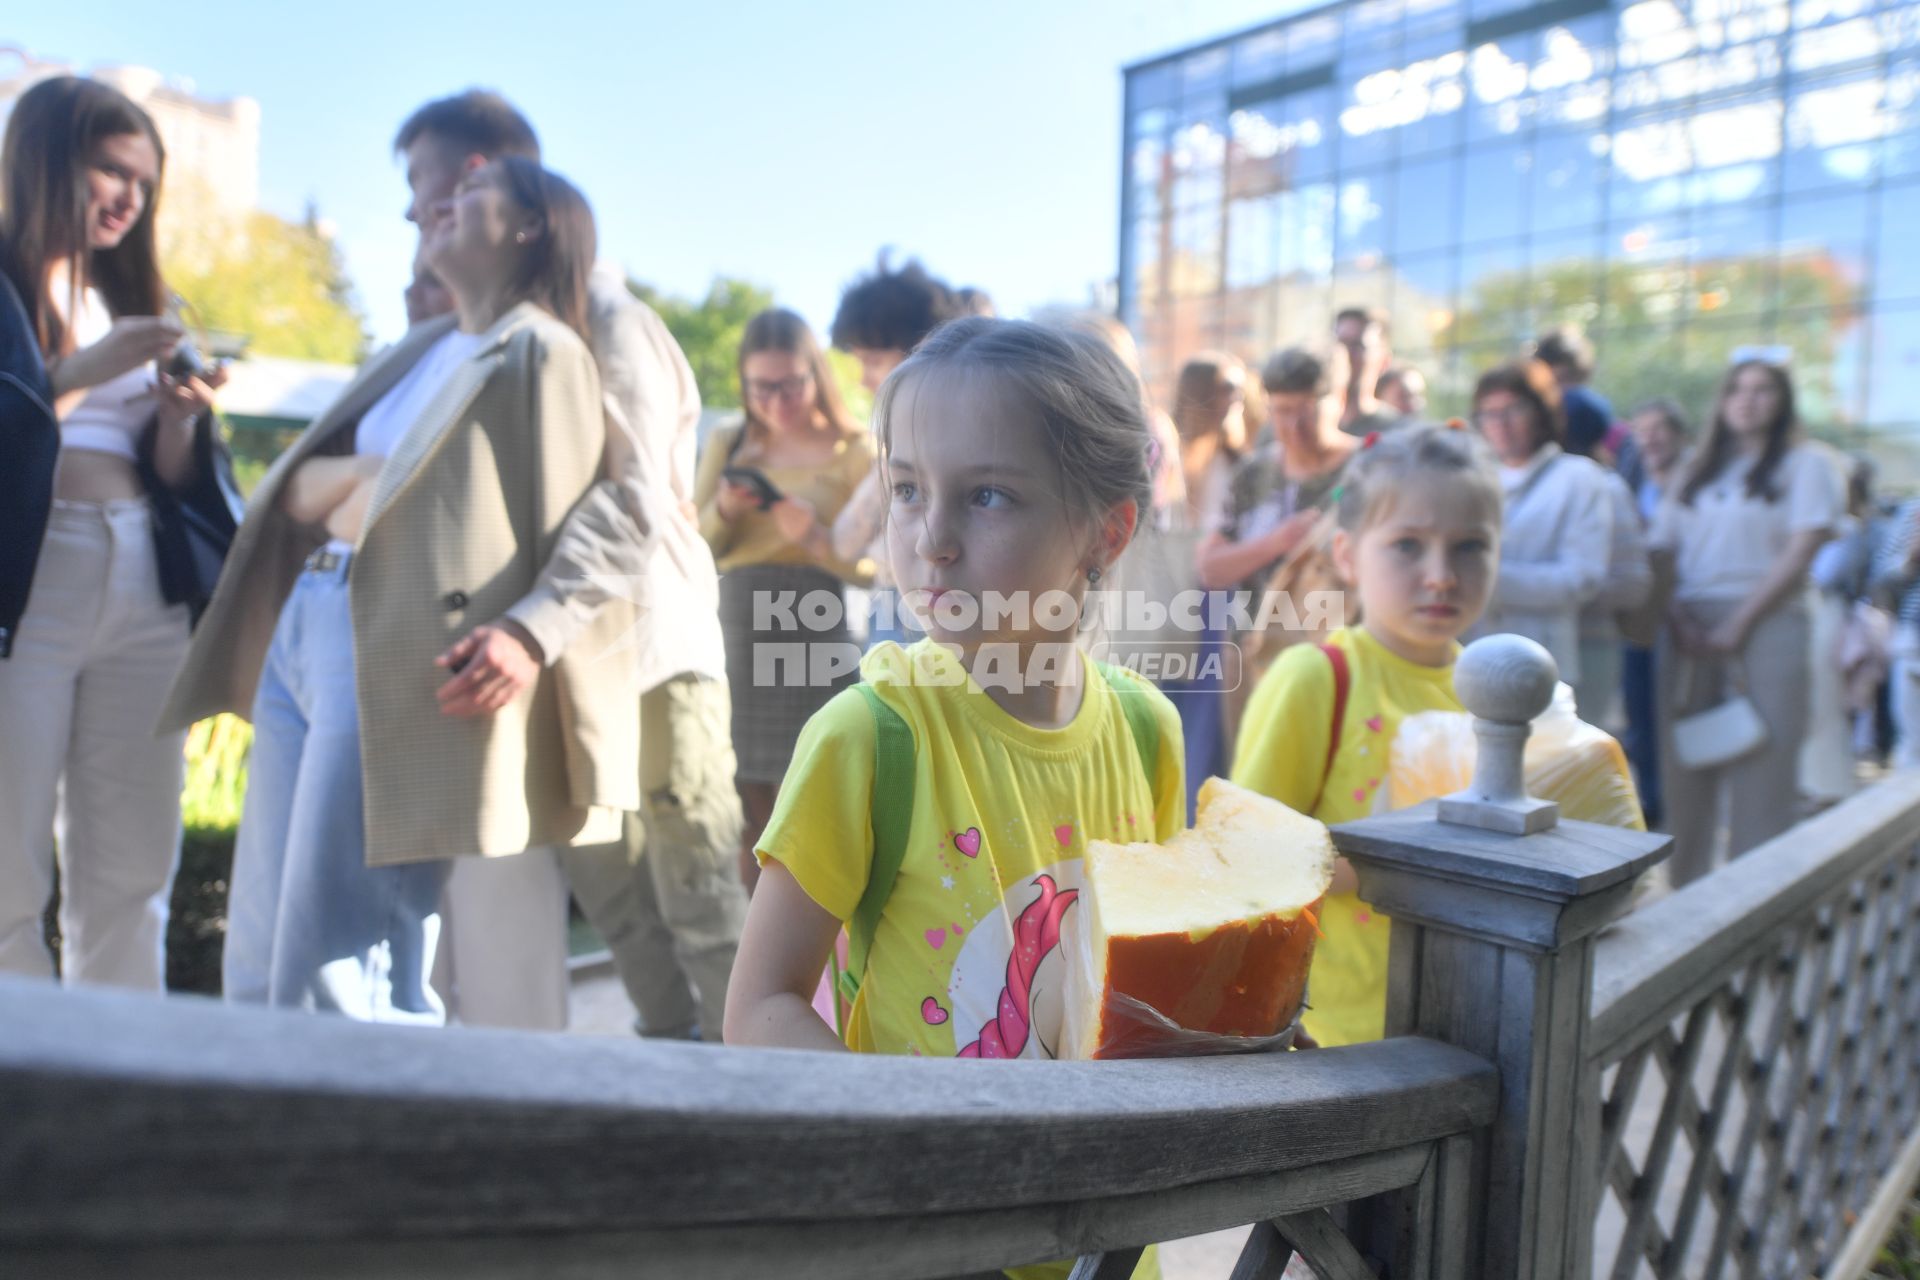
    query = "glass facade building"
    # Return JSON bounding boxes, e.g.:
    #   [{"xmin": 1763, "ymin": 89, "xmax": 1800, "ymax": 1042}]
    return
[{"xmin": 1120, "ymin": 0, "xmax": 1920, "ymax": 467}]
